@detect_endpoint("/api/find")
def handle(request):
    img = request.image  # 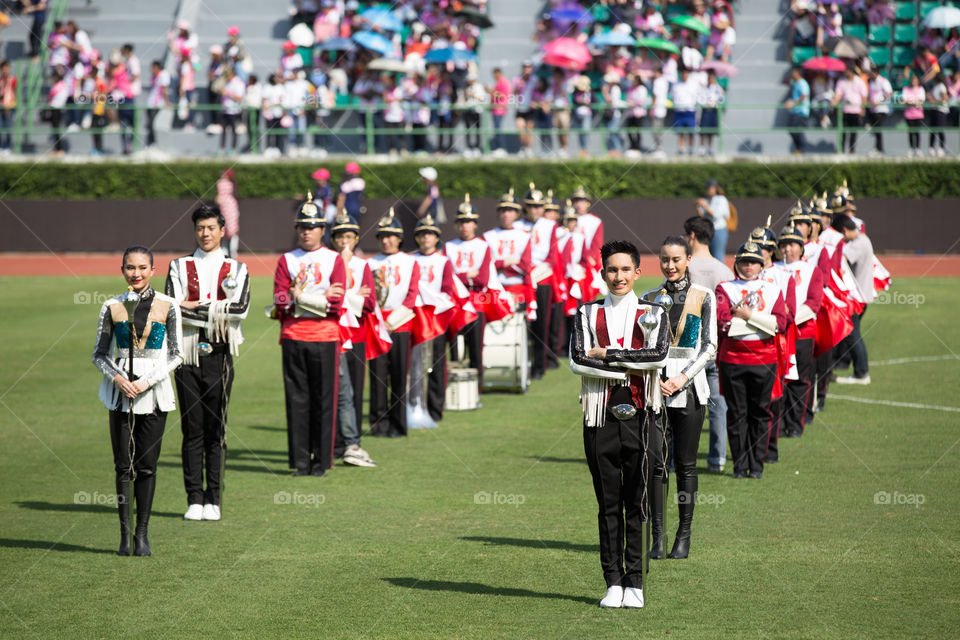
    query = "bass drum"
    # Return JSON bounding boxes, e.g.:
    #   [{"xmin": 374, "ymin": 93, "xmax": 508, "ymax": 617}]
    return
[{"xmin": 482, "ymin": 312, "xmax": 530, "ymax": 393}]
